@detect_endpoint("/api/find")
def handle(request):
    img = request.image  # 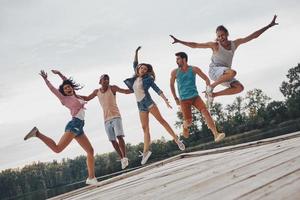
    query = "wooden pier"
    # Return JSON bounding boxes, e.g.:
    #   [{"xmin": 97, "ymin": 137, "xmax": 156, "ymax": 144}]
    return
[{"xmin": 50, "ymin": 131, "xmax": 300, "ymax": 200}]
